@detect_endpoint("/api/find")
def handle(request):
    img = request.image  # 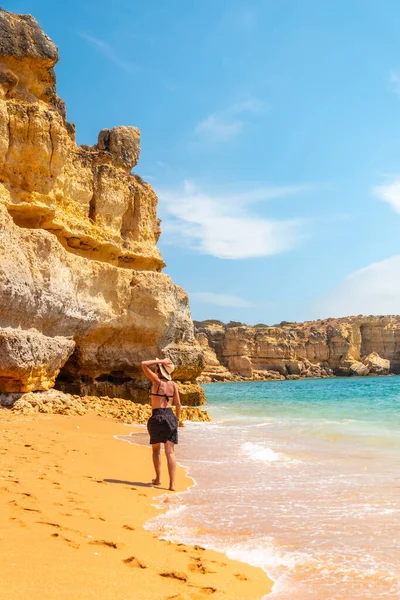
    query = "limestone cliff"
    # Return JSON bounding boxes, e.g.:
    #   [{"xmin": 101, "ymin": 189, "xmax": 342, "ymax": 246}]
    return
[
  {"xmin": 0, "ymin": 9, "xmax": 204, "ymax": 403},
  {"xmin": 196, "ymin": 316, "xmax": 400, "ymax": 381}
]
